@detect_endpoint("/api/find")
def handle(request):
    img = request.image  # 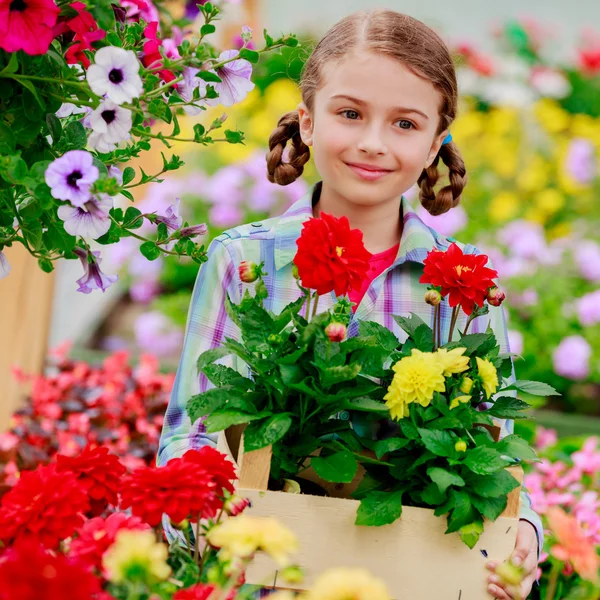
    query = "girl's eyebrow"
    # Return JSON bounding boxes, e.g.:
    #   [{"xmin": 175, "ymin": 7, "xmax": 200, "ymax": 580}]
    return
[{"xmin": 329, "ymin": 94, "xmax": 429, "ymax": 120}]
